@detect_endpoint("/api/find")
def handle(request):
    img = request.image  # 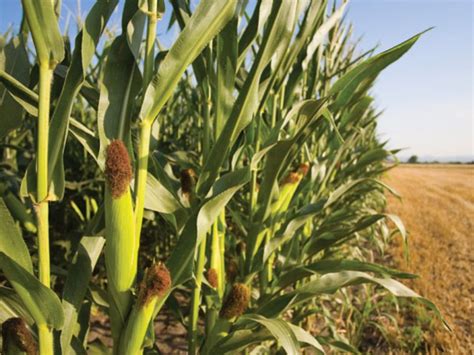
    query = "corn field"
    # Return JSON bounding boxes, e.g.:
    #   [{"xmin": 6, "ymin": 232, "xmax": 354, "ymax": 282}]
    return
[{"xmin": 0, "ymin": 0, "xmax": 447, "ymax": 354}]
